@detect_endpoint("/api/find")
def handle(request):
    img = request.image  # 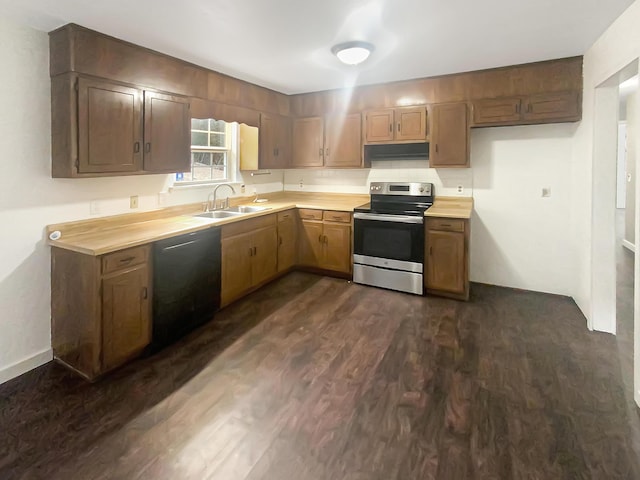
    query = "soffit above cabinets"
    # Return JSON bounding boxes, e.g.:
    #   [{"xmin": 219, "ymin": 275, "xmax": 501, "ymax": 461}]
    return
[{"xmin": 2, "ymin": 0, "xmax": 632, "ymax": 94}]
